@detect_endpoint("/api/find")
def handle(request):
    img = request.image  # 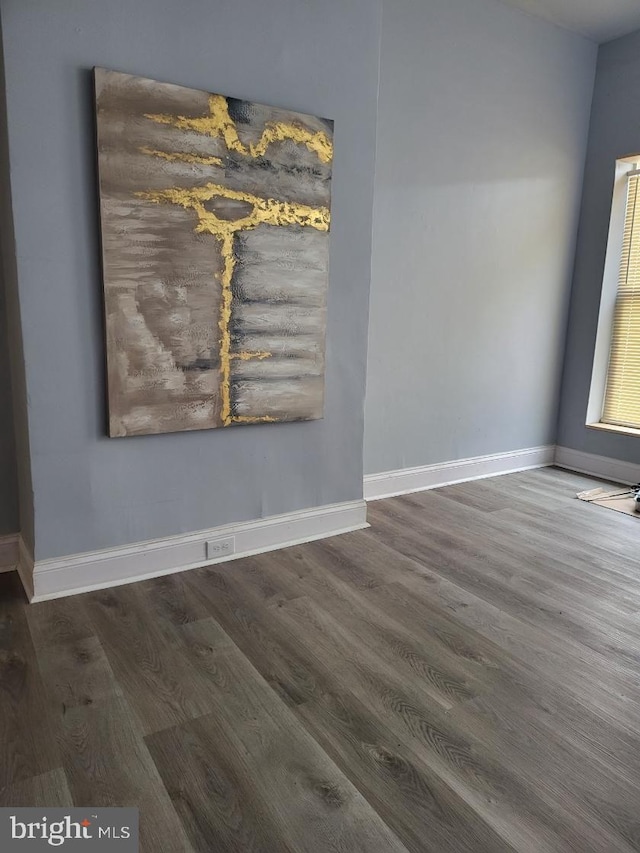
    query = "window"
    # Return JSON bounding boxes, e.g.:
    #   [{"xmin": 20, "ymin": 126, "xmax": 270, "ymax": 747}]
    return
[
  {"xmin": 601, "ymin": 169, "xmax": 640, "ymax": 429},
  {"xmin": 587, "ymin": 156, "xmax": 640, "ymax": 434}
]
